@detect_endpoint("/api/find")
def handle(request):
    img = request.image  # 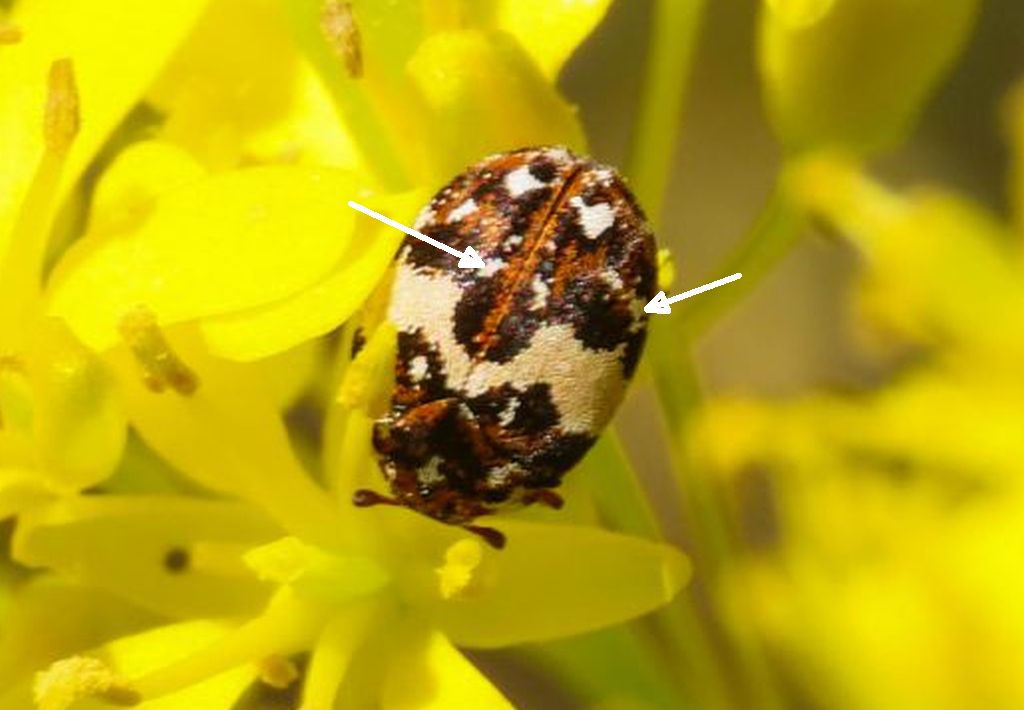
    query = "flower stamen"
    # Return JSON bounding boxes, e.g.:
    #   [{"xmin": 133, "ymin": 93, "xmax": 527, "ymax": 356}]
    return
[
  {"xmin": 257, "ymin": 655, "xmax": 300, "ymax": 690},
  {"xmin": 0, "ymin": 59, "xmax": 80, "ymax": 340},
  {"xmin": 435, "ymin": 538, "xmax": 486, "ymax": 600},
  {"xmin": 44, "ymin": 58, "xmax": 80, "ymax": 156},
  {"xmin": 320, "ymin": 1, "xmax": 362, "ymax": 78},
  {"xmin": 34, "ymin": 656, "xmax": 140, "ymax": 710},
  {"xmin": 118, "ymin": 308, "xmax": 199, "ymax": 395}
]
